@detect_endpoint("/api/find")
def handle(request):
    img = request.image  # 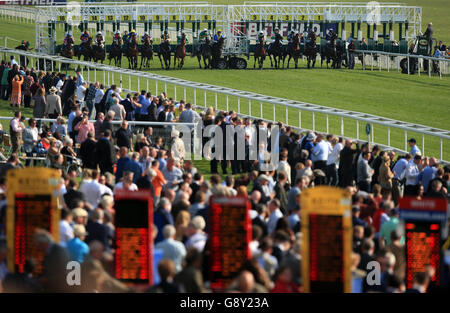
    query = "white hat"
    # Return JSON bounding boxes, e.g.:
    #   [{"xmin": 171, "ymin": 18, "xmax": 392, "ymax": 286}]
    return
[
  {"xmin": 203, "ymin": 28, "xmax": 207, "ymax": 31},
  {"xmin": 72, "ymin": 208, "xmax": 88, "ymax": 218},
  {"xmin": 259, "ymin": 30, "xmax": 264, "ymax": 34},
  {"xmin": 97, "ymin": 31, "xmax": 102, "ymax": 35},
  {"xmin": 116, "ymin": 30, "xmax": 121, "ymax": 34},
  {"xmin": 73, "ymin": 224, "xmax": 88, "ymax": 237},
  {"xmin": 306, "ymin": 132, "xmax": 316, "ymax": 141},
  {"xmin": 171, "ymin": 129, "xmax": 180, "ymax": 138},
  {"xmin": 258, "ymin": 174, "xmax": 269, "ymax": 182}
]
